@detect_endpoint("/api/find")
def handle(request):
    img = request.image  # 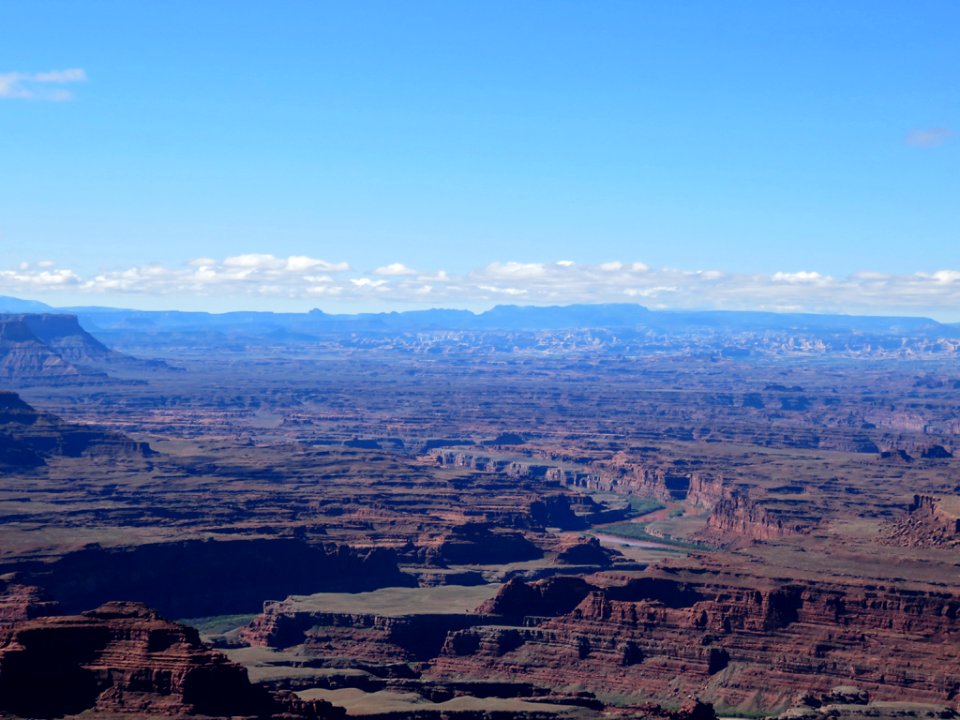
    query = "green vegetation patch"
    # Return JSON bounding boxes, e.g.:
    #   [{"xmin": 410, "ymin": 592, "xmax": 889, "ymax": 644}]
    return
[
  {"xmin": 626, "ymin": 498, "xmax": 666, "ymax": 516},
  {"xmin": 284, "ymin": 583, "xmax": 502, "ymax": 616},
  {"xmin": 178, "ymin": 613, "xmax": 257, "ymax": 635},
  {"xmin": 296, "ymin": 688, "xmax": 587, "ymax": 716},
  {"xmin": 597, "ymin": 522, "xmax": 705, "ymax": 550}
]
